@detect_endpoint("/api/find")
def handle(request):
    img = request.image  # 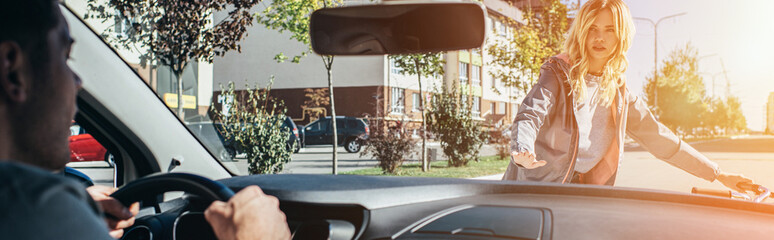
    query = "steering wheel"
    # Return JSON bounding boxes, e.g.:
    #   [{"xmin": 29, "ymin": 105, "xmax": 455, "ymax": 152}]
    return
[{"xmin": 110, "ymin": 173, "xmax": 235, "ymax": 240}]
